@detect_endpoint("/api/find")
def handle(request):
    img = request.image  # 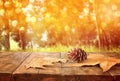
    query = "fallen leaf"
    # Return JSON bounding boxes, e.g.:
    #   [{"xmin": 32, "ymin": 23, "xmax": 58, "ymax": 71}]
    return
[
  {"xmin": 100, "ymin": 57, "xmax": 120, "ymax": 72},
  {"xmin": 25, "ymin": 54, "xmax": 120, "ymax": 72},
  {"xmin": 100, "ymin": 60, "xmax": 116, "ymax": 72},
  {"xmin": 26, "ymin": 57, "xmax": 67, "ymax": 69},
  {"xmin": 64, "ymin": 54, "xmax": 120, "ymax": 72}
]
